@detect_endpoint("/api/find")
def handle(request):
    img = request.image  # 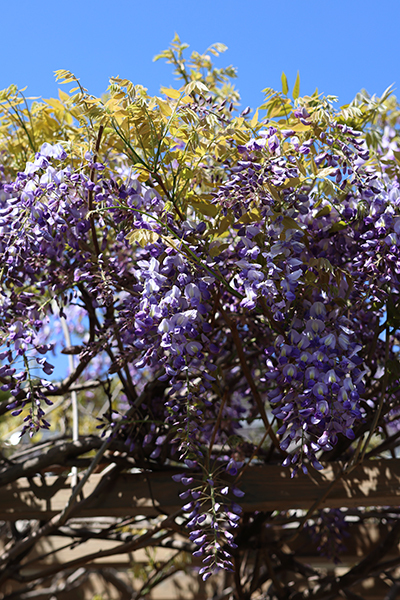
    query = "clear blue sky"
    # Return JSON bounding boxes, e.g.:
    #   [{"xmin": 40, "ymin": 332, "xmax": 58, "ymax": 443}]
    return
[{"xmin": 2, "ymin": 0, "xmax": 399, "ymax": 112}]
